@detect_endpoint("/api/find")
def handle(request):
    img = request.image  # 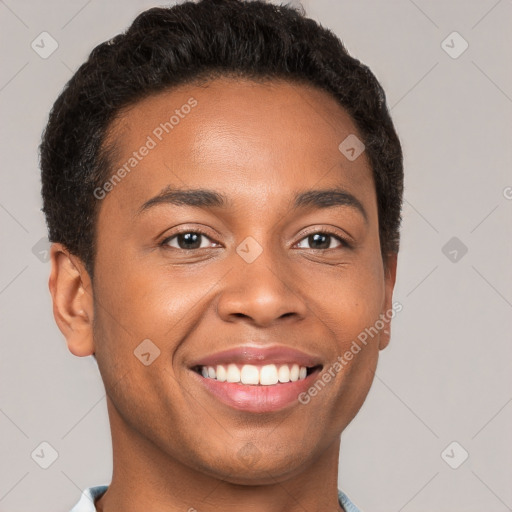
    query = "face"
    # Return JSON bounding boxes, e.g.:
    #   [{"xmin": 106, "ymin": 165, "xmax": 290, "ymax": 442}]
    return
[{"xmin": 51, "ymin": 78, "xmax": 397, "ymax": 485}]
